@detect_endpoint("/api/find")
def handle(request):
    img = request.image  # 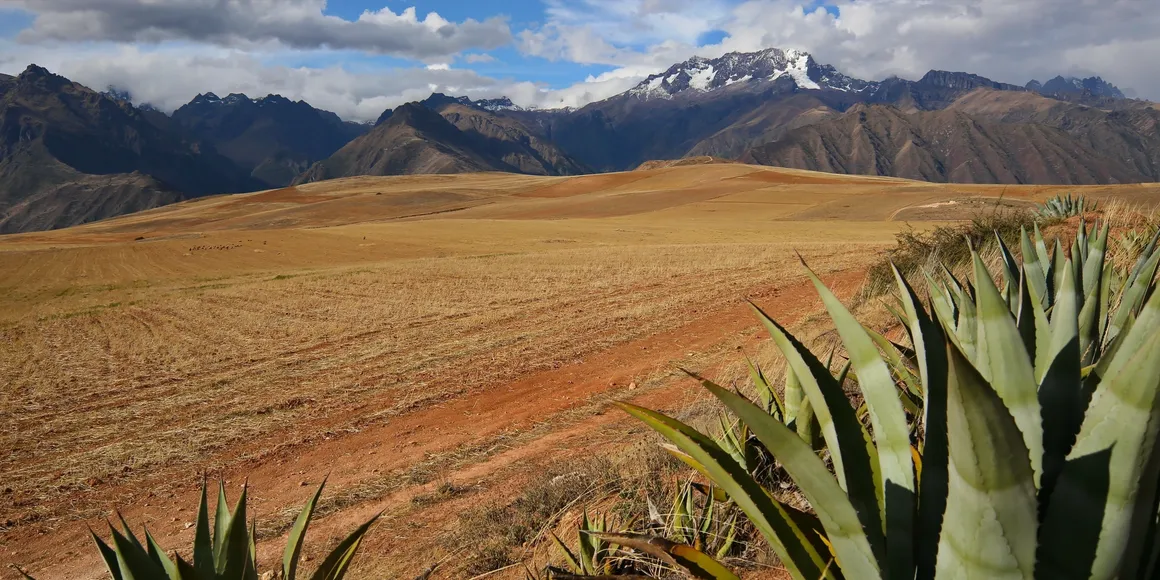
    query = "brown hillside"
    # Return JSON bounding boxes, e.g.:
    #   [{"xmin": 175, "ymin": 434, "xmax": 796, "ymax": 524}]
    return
[
  {"xmin": 740, "ymin": 103, "xmax": 1154, "ymax": 184},
  {"xmin": 293, "ymin": 103, "xmax": 510, "ymax": 182},
  {"xmin": 435, "ymin": 103, "xmax": 589, "ymax": 175}
]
